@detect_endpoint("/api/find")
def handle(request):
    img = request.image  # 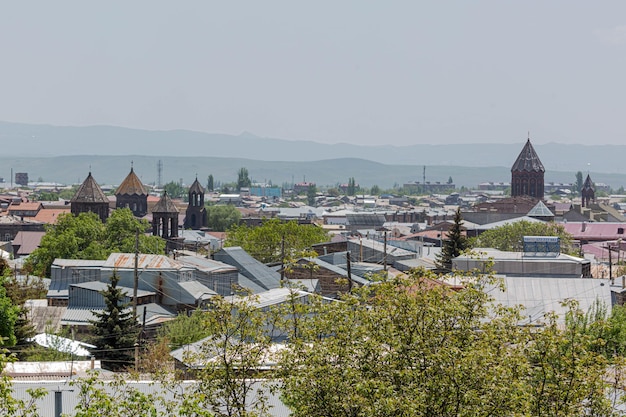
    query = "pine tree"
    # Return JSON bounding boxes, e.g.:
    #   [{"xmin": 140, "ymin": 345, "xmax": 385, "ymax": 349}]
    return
[
  {"xmin": 435, "ymin": 207, "xmax": 467, "ymax": 273},
  {"xmin": 90, "ymin": 272, "xmax": 139, "ymax": 371}
]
